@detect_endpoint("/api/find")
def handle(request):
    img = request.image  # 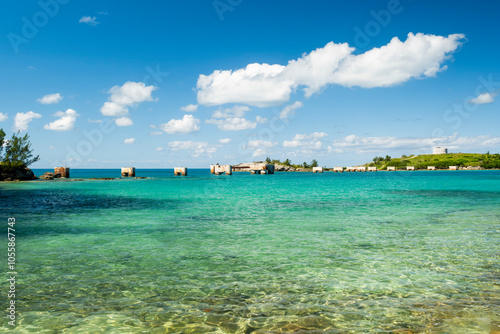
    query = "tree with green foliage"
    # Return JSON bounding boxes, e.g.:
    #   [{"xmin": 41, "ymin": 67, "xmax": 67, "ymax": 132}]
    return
[
  {"xmin": 1, "ymin": 130, "xmax": 39, "ymax": 172},
  {"xmin": 310, "ymin": 159, "xmax": 318, "ymax": 168},
  {"xmin": 0, "ymin": 128, "xmax": 5, "ymax": 160},
  {"xmin": 283, "ymin": 159, "xmax": 291, "ymax": 166},
  {"xmin": 265, "ymin": 157, "xmax": 272, "ymax": 164}
]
